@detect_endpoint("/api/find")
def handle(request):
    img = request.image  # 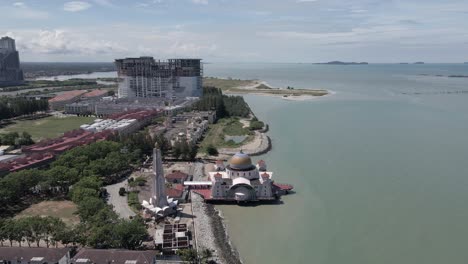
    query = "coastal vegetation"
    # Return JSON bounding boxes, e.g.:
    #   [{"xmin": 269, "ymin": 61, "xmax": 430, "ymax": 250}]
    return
[
  {"xmin": 203, "ymin": 77, "xmax": 255, "ymax": 90},
  {"xmin": 200, "ymin": 117, "xmax": 254, "ymax": 152},
  {"xmin": 193, "ymin": 86, "xmax": 251, "ymax": 118},
  {"xmin": 194, "ymin": 86, "xmax": 262, "ymax": 154},
  {"xmin": 0, "ymin": 116, "xmax": 95, "ymax": 141},
  {"xmin": 249, "ymin": 117, "xmax": 265, "ymax": 131}
]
